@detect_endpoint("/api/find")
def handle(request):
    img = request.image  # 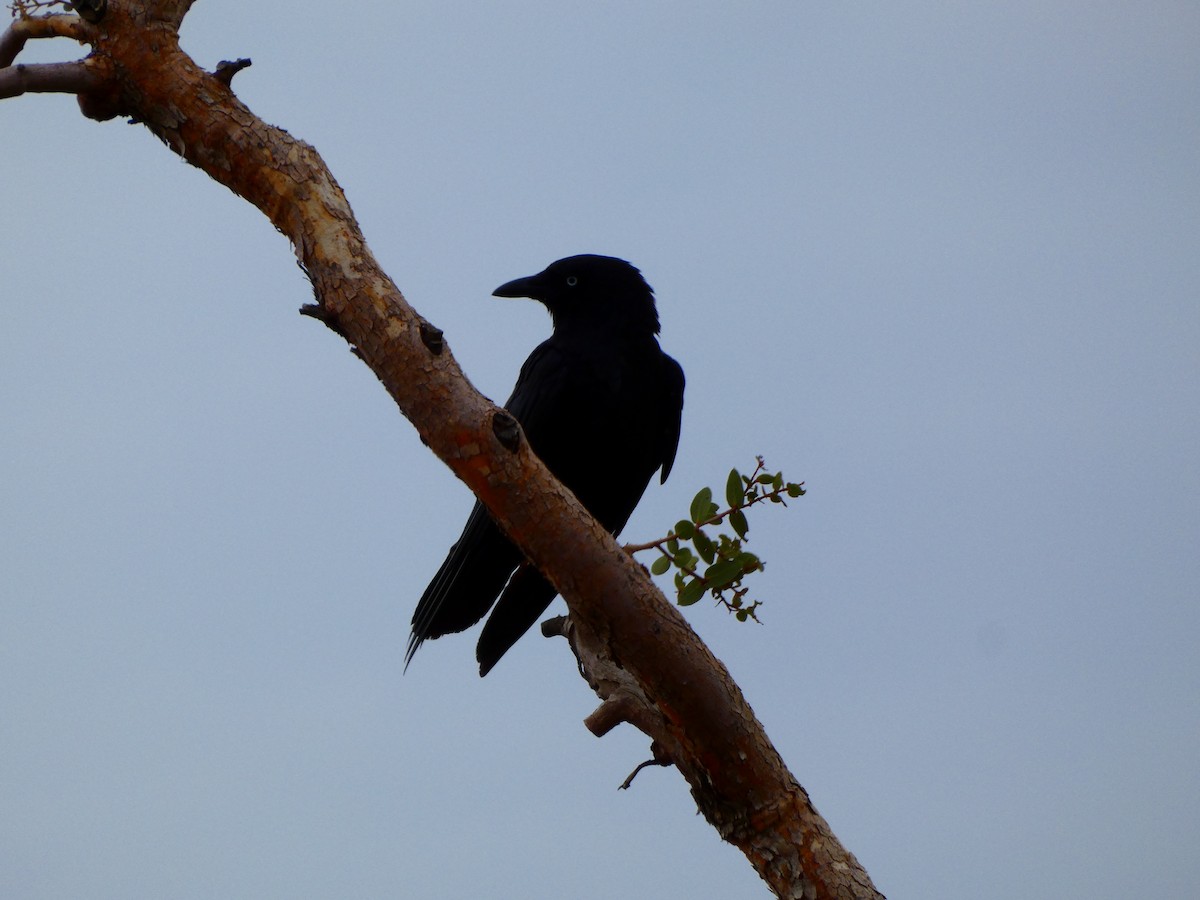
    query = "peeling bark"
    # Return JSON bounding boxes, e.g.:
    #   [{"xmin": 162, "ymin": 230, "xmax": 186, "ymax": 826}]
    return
[{"xmin": 1, "ymin": 4, "xmax": 883, "ymax": 898}]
